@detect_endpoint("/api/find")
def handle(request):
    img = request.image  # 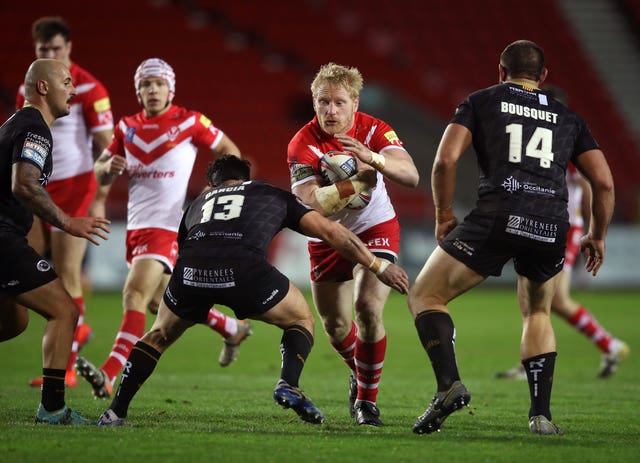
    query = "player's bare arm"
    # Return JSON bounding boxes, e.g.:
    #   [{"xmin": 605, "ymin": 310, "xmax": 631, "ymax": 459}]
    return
[
  {"xmin": 299, "ymin": 210, "xmax": 409, "ymax": 294},
  {"xmin": 12, "ymin": 161, "xmax": 110, "ymax": 244},
  {"xmin": 88, "ymin": 129, "xmax": 114, "ymax": 218},
  {"xmin": 212, "ymin": 133, "xmax": 241, "ymax": 157},
  {"xmin": 334, "ymin": 133, "xmax": 419, "ymax": 188},
  {"xmin": 431, "ymin": 123, "xmax": 472, "ymax": 241},
  {"xmin": 573, "ymin": 149, "xmax": 615, "ymax": 276},
  {"xmin": 94, "ymin": 150, "xmax": 126, "ymax": 185}
]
